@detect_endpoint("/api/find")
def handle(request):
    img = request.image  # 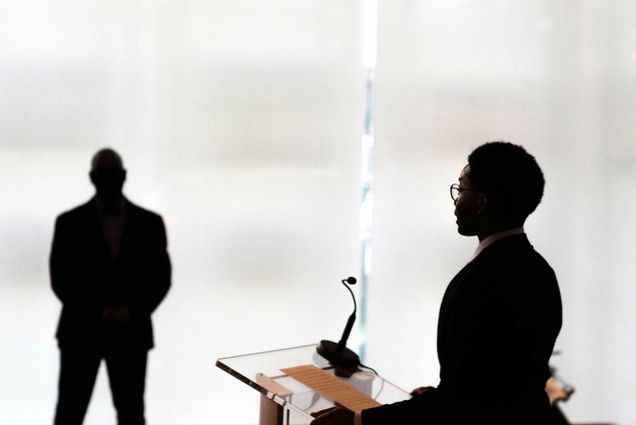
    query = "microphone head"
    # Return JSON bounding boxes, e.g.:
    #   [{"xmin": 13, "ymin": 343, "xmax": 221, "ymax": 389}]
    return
[{"xmin": 343, "ymin": 276, "xmax": 357, "ymax": 285}]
